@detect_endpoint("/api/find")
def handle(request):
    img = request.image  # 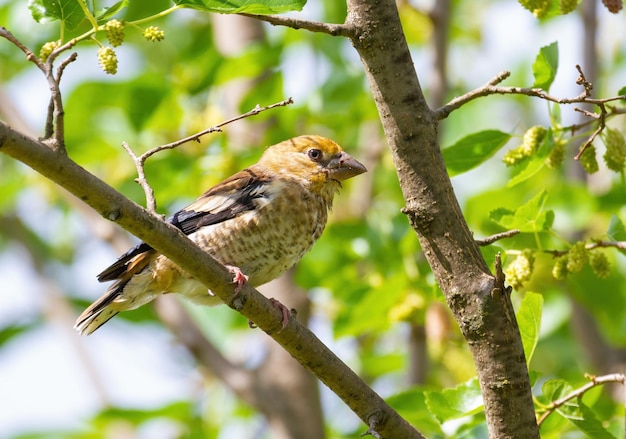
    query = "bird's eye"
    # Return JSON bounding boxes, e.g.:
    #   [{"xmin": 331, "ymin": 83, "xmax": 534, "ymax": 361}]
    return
[{"xmin": 307, "ymin": 148, "xmax": 323, "ymax": 162}]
